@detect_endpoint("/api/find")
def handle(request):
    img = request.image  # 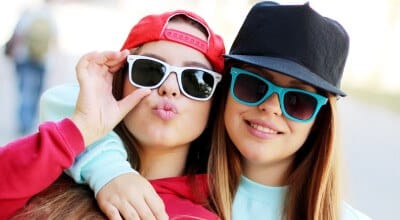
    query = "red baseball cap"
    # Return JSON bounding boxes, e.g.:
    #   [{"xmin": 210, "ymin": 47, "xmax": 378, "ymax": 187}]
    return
[{"xmin": 120, "ymin": 10, "xmax": 225, "ymax": 73}]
